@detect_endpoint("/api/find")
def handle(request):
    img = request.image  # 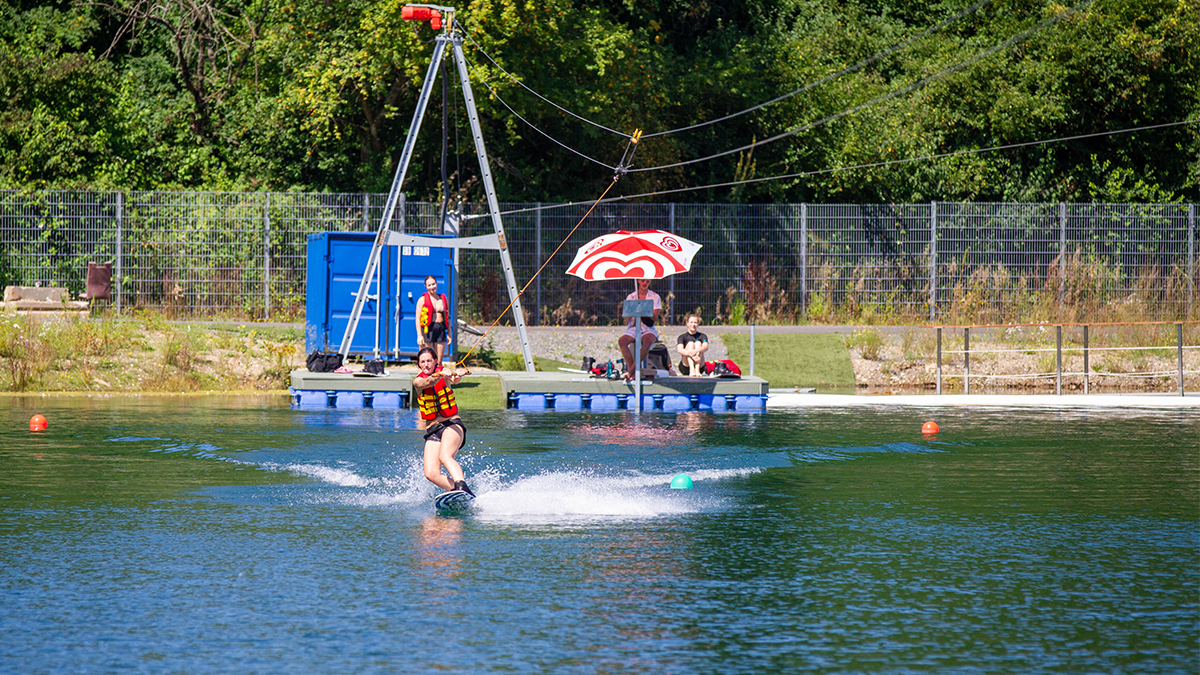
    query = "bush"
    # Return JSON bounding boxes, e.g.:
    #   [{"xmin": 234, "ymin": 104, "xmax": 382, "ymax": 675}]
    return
[{"xmin": 843, "ymin": 327, "xmax": 884, "ymax": 360}]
